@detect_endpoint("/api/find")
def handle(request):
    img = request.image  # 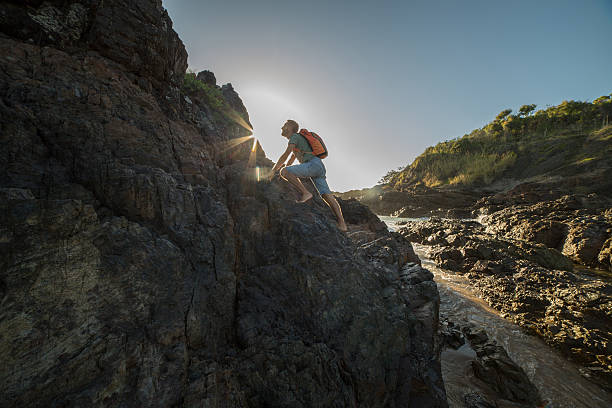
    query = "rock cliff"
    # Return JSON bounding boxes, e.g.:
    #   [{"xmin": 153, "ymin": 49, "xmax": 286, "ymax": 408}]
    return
[{"xmin": 0, "ymin": 1, "xmax": 446, "ymax": 406}]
